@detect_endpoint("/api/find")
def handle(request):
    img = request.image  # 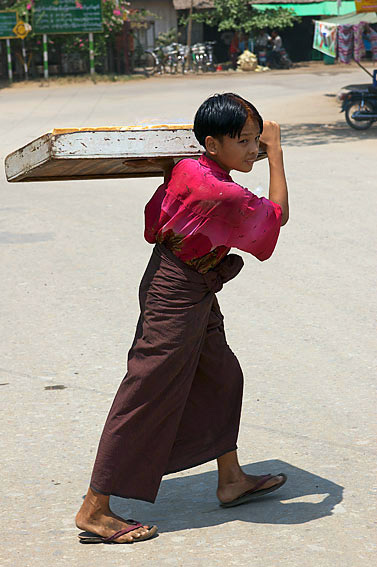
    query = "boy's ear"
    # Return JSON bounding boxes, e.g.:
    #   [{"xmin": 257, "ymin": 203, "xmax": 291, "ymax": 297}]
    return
[{"xmin": 205, "ymin": 135, "xmax": 218, "ymax": 156}]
